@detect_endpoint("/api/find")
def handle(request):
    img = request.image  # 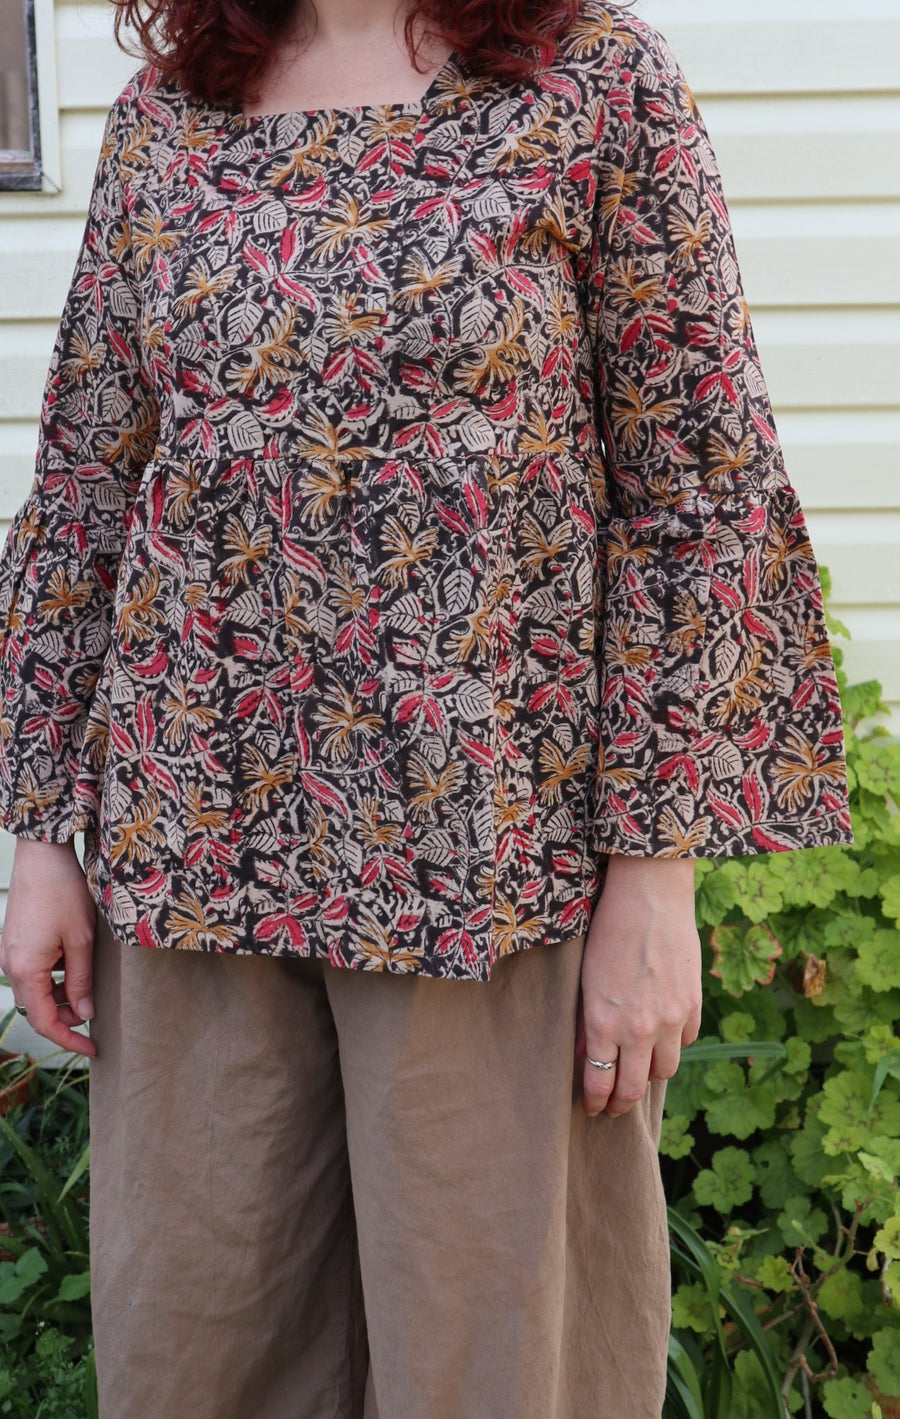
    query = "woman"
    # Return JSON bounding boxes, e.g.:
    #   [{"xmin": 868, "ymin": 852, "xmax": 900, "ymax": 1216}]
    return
[{"xmin": 0, "ymin": 0, "xmax": 852, "ymax": 1414}]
